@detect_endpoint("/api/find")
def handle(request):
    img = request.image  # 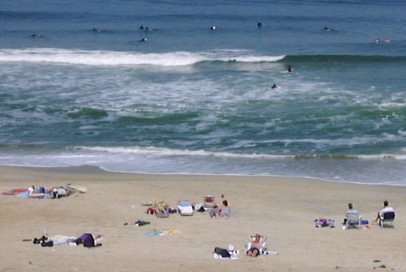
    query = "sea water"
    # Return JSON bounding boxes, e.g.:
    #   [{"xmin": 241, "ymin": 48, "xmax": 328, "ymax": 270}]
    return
[{"xmin": 1, "ymin": 0, "xmax": 405, "ymax": 185}]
